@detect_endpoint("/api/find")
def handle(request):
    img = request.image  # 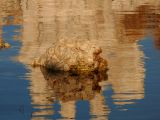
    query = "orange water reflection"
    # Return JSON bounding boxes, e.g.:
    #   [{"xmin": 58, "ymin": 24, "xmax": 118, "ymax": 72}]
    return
[
  {"xmin": 16, "ymin": 0, "xmax": 160, "ymax": 119},
  {"xmin": 0, "ymin": 0, "xmax": 22, "ymax": 46}
]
